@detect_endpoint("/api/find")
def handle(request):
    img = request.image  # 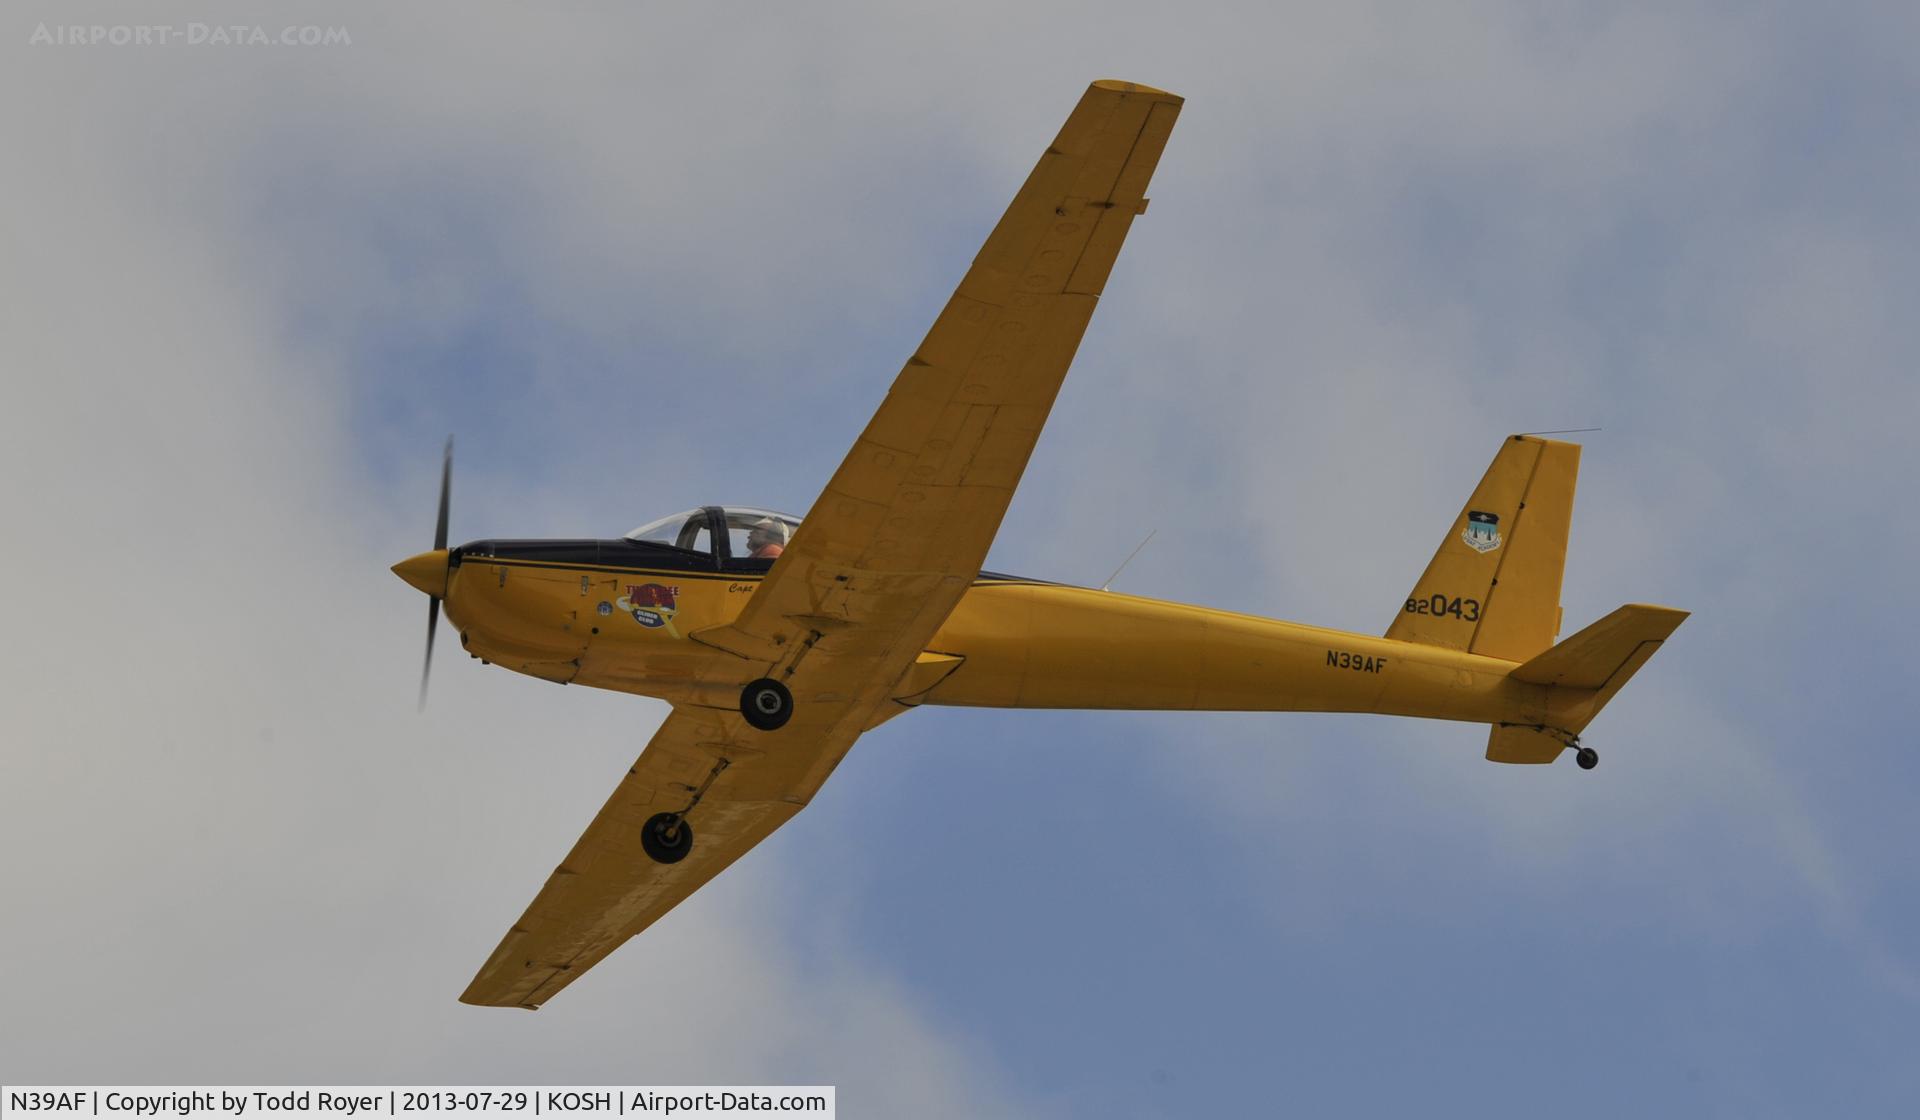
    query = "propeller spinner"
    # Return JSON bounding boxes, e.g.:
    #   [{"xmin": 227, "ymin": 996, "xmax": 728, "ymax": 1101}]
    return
[{"xmin": 391, "ymin": 437, "xmax": 453, "ymax": 709}]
